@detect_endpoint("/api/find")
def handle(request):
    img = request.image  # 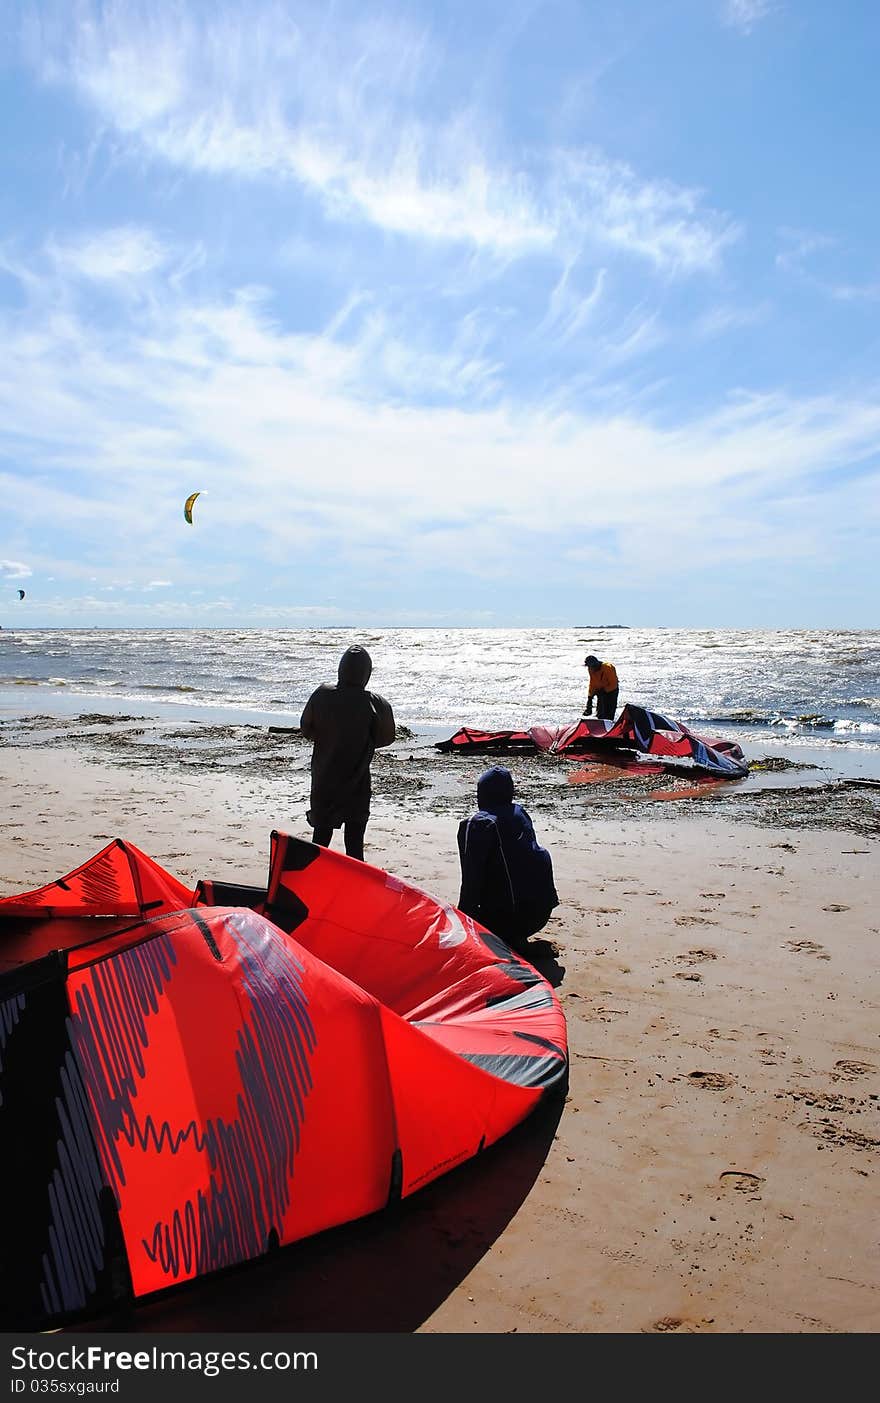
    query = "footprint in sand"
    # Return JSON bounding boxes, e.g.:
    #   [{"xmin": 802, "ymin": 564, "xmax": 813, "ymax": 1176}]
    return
[
  {"xmin": 677, "ymin": 948, "xmax": 717, "ymax": 965},
  {"xmin": 784, "ymin": 1089, "xmax": 855, "ymax": 1112},
  {"xmin": 700, "ymin": 891, "xmax": 726, "ymax": 899},
  {"xmin": 674, "ymin": 971, "xmax": 702, "ymax": 982},
  {"xmin": 833, "ymin": 1059, "xmax": 876, "ymax": 1078},
  {"xmin": 801, "ymin": 1120, "xmax": 880, "ymax": 1151},
  {"xmin": 675, "ymin": 914, "xmax": 718, "ymax": 926},
  {"xmin": 822, "ymin": 904, "xmax": 850, "ymax": 912},
  {"xmin": 719, "ymin": 1171, "xmax": 764, "ymax": 1192},
  {"xmin": 688, "ymin": 1071, "xmax": 733, "ymax": 1090},
  {"xmin": 785, "ymin": 939, "xmax": 829, "ymax": 957},
  {"xmin": 646, "ymin": 1316, "xmax": 710, "ymax": 1333}
]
